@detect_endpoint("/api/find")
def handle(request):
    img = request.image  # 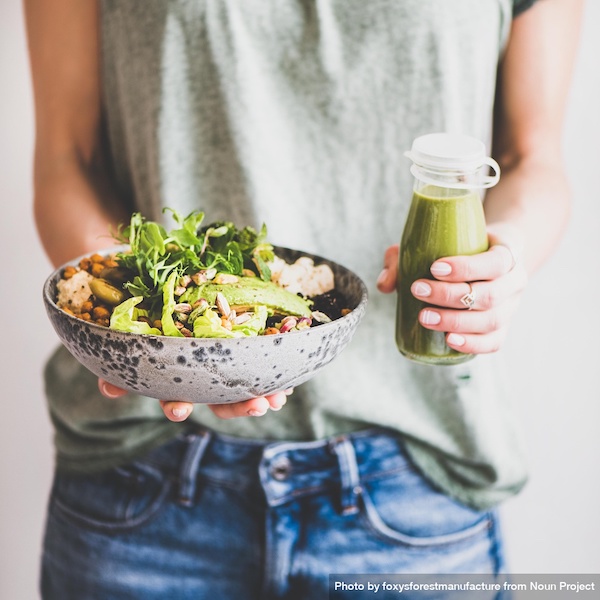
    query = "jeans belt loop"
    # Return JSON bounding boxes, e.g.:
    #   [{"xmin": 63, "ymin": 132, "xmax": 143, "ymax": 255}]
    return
[
  {"xmin": 178, "ymin": 430, "xmax": 212, "ymax": 507},
  {"xmin": 330, "ymin": 435, "xmax": 361, "ymax": 516}
]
